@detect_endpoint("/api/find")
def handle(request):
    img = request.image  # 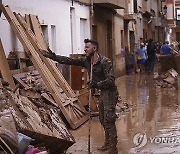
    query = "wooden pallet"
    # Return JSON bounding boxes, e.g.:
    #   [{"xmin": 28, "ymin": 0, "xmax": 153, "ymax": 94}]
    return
[{"xmin": 0, "ymin": 5, "xmax": 88, "ymax": 129}]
